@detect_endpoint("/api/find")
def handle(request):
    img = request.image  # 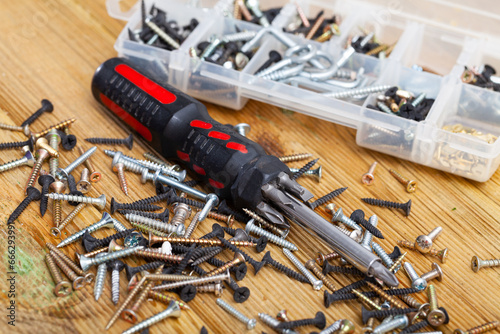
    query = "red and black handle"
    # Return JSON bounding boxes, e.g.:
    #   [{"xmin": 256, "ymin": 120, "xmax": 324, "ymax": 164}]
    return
[{"xmin": 91, "ymin": 58, "xmax": 289, "ymax": 209}]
